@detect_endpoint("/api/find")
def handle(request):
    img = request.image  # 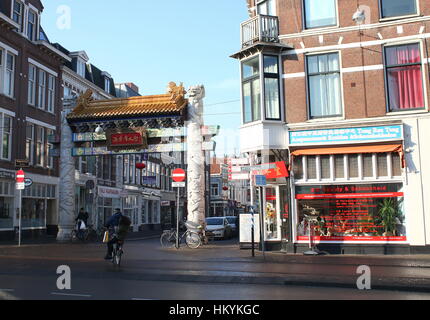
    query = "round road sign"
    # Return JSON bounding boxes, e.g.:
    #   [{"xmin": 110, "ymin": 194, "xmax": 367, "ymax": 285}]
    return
[{"xmin": 172, "ymin": 168, "xmax": 186, "ymax": 182}]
